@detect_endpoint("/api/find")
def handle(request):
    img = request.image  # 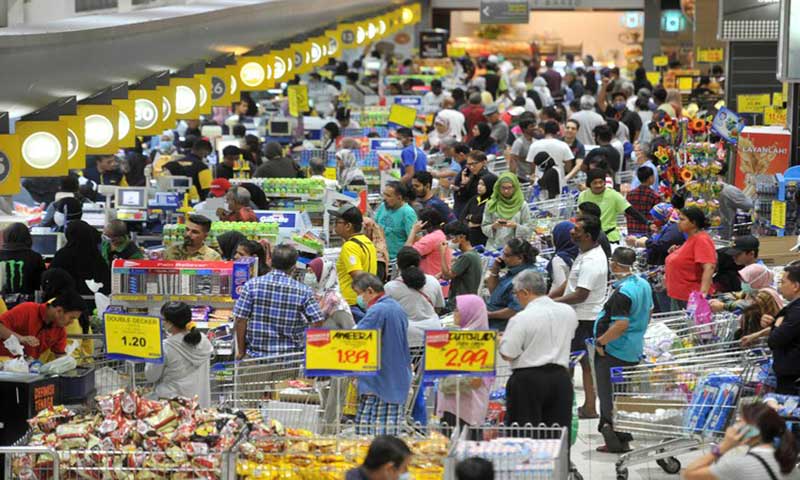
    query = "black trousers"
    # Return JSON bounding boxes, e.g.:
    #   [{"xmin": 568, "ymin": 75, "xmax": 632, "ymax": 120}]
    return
[
  {"xmin": 505, "ymin": 364, "xmax": 573, "ymax": 439},
  {"xmin": 776, "ymin": 375, "xmax": 800, "ymax": 395},
  {"xmin": 595, "ymin": 351, "xmax": 638, "ymax": 432}
]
